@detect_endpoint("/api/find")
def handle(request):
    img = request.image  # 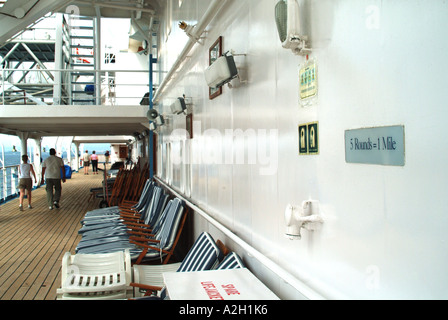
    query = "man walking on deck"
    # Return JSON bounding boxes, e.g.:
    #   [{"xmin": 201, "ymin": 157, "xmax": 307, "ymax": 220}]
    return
[{"xmin": 41, "ymin": 148, "xmax": 66, "ymax": 210}]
